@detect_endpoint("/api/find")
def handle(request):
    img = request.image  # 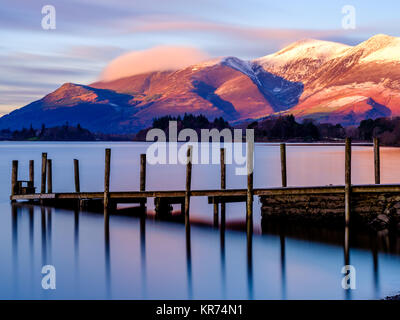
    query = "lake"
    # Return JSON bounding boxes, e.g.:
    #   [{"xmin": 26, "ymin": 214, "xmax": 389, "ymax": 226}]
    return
[{"xmin": 1, "ymin": 141, "xmax": 400, "ymax": 299}]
